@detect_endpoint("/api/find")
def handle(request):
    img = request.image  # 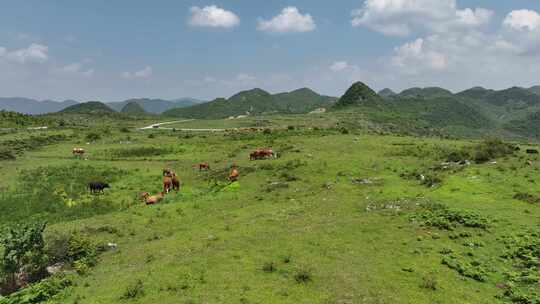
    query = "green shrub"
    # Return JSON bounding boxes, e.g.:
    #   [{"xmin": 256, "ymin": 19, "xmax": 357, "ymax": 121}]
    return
[
  {"xmin": 121, "ymin": 280, "xmax": 144, "ymax": 300},
  {"xmin": 262, "ymin": 262, "xmax": 276, "ymax": 273},
  {"xmin": 472, "ymin": 139, "xmax": 516, "ymax": 163},
  {"xmin": 294, "ymin": 268, "xmax": 312, "ymax": 284},
  {"xmin": 420, "ymin": 274, "xmax": 438, "ymax": 290},
  {"xmin": 513, "ymin": 193, "xmax": 540, "ymax": 204},
  {"xmin": 0, "ymin": 222, "xmax": 48, "ymax": 295},
  {"xmin": 0, "ymin": 276, "xmax": 71, "ymax": 304},
  {"xmin": 409, "ymin": 202, "xmax": 489, "ymax": 230},
  {"xmin": 0, "ymin": 150, "xmax": 16, "ymax": 161},
  {"xmin": 442, "ymin": 255, "xmax": 488, "ymax": 282}
]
